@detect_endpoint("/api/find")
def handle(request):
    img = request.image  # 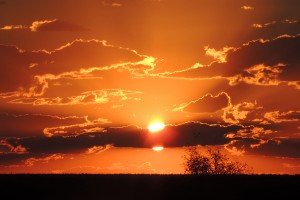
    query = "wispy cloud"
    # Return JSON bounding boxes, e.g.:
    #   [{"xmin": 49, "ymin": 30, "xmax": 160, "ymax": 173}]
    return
[
  {"xmin": 0, "ymin": 139, "xmax": 27, "ymax": 154},
  {"xmin": 252, "ymin": 19, "xmax": 298, "ymax": 28},
  {"xmin": 102, "ymin": 1, "xmax": 122, "ymax": 7},
  {"xmin": 241, "ymin": 6, "xmax": 254, "ymax": 11},
  {"xmin": 85, "ymin": 144, "xmax": 113, "ymax": 154},
  {"xmin": 263, "ymin": 111, "xmax": 300, "ymax": 124},
  {"xmin": 204, "ymin": 46, "xmax": 236, "ymax": 63},
  {"xmin": 0, "ymin": 25, "xmax": 26, "ymax": 30},
  {"xmin": 229, "ymin": 63, "xmax": 285, "ymax": 87},
  {"xmin": 24, "ymin": 154, "xmax": 64, "ymax": 167},
  {"xmin": 0, "ymin": 19, "xmax": 86, "ymax": 32},
  {"xmin": 173, "ymin": 92, "xmax": 231, "ymax": 113},
  {"xmin": 30, "ymin": 19, "xmax": 86, "ymax": 32},
  {"xmin": 223, "ymin": 101, "xmax": 263, "ymax": 124},
  {"xmin": 43, "ymin": 117, "xmax": 110, "ymax": 137},
  {"xmin": 9, "ymin": 89, "xmax": 142, "ymax": 106}
]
